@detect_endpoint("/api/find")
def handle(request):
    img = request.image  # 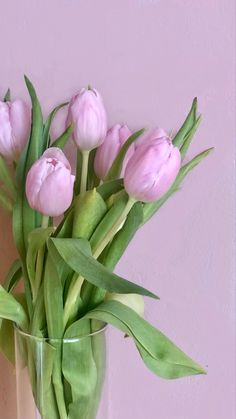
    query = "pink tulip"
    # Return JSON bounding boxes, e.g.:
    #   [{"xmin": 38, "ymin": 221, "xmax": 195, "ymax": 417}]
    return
[
  {"xmin": 135, "ymin": 127, "xmax": 168, "ymax": 148},
  {"xmin": 94, "ymin": 124, "xmax": 134, "ymax": 180},
  {"xmin": 26, "ymin": 148, "xmax": 75, "ymax": 217},
  {"xmin": 0, "ymin": 99, "xmax": 31, "ymax": 160},
  {"xmin": 67, "ymin": 87, "xmax": 107, "ymax": 151},
  {"xmin": 124, "ymin": 137, "xmax": 181, "ymax": 203}
]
